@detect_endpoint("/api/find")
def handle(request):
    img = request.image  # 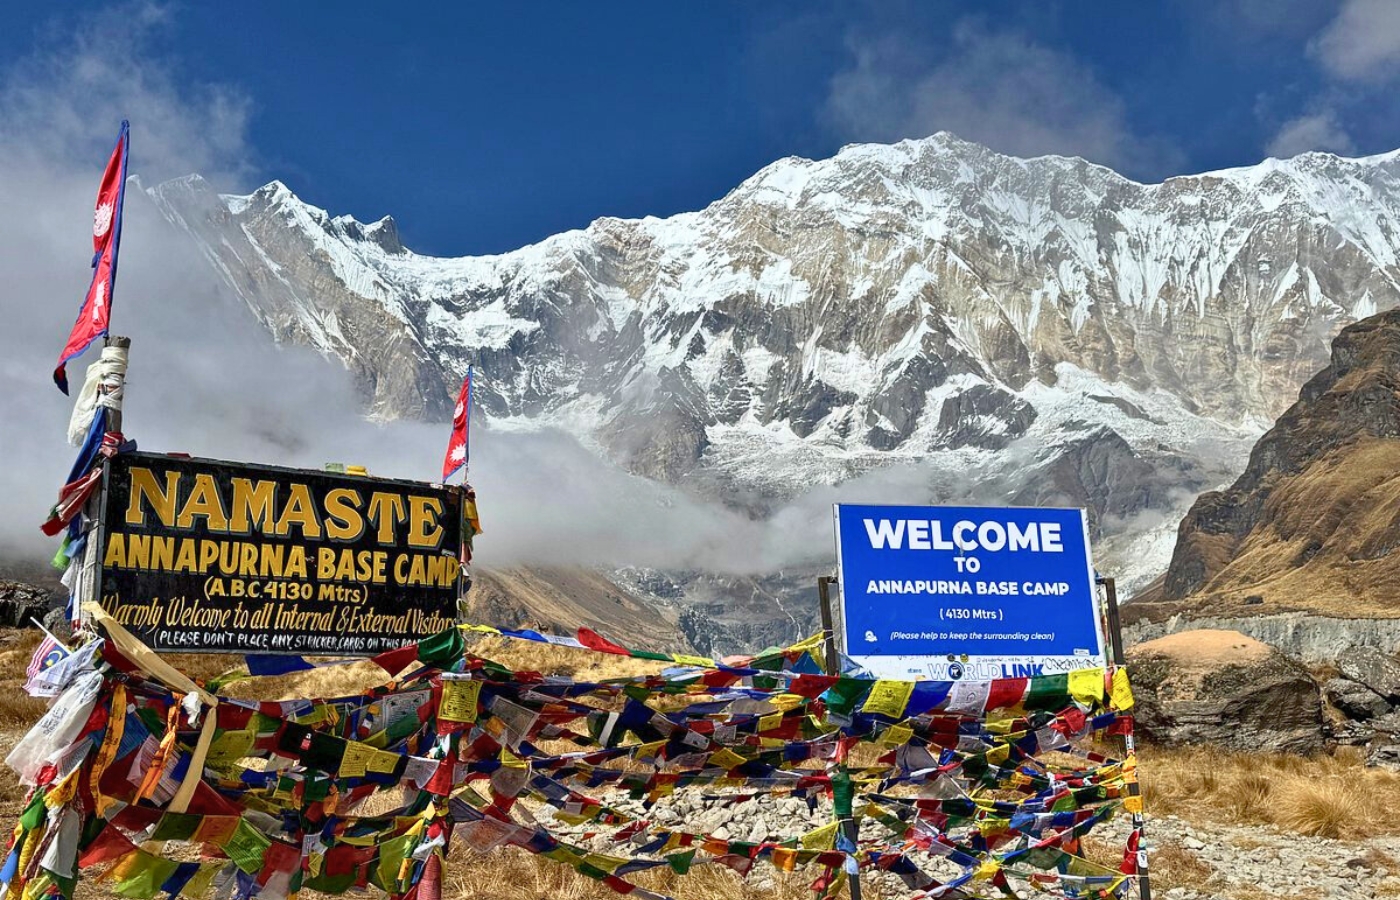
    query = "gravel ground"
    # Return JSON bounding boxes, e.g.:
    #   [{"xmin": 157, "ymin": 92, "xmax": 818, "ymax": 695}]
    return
[{"xmin": 543, "ymin": 791, "xmax": 1400, "ymax": 899}]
